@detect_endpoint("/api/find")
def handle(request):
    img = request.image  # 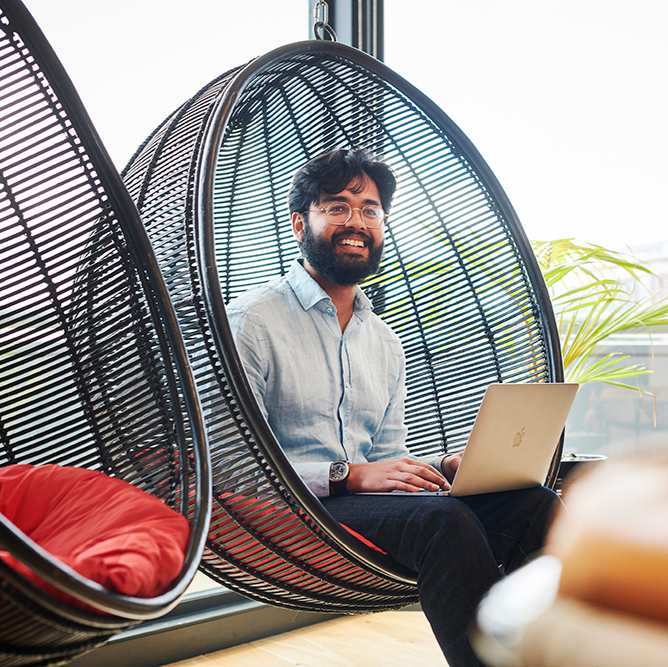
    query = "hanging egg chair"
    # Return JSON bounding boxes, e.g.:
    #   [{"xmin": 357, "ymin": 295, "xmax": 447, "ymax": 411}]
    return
[
  {"xmin": 0, "ymin": 1, "xmax": 210, "ymax": 663},
  {"xmin": 122, "ymin": 32, "xmax": 563, "ymax": 613}
]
